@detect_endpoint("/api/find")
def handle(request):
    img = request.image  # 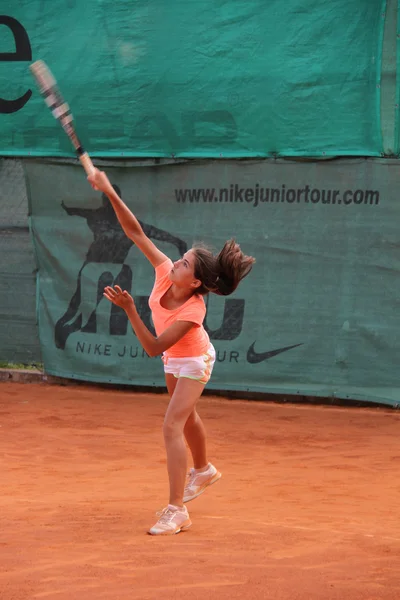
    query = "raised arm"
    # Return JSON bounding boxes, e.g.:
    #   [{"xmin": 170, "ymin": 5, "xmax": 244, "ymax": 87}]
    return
[{"xmin": 87, "ymin": 168, "xmax": 168, "ymax": 268}]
